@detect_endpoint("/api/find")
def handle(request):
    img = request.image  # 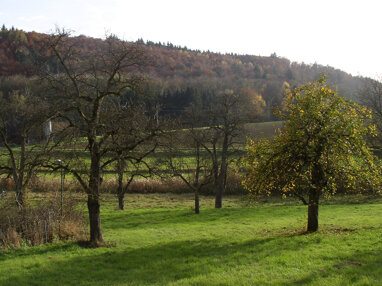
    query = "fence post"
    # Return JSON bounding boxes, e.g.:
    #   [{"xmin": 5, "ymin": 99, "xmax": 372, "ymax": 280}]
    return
[{"xmin": 44, "ymin": 220, "xmax": 48, "ymax": 243}]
